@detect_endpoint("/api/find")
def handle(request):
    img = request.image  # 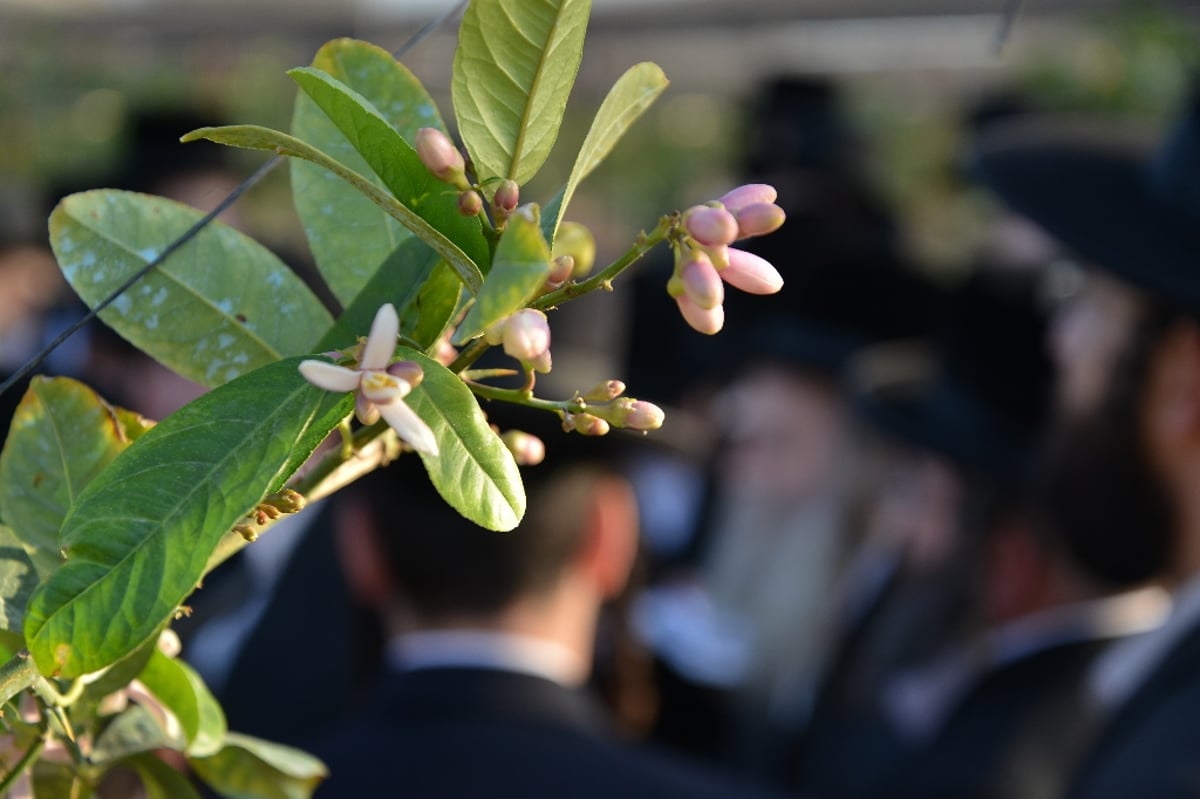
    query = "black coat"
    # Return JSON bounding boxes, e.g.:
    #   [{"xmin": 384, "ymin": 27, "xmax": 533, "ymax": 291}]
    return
[
  {"xmin": 1066, "ymin": 624, "xmax": 1200, "ymax": 799},
  {"xmin": 312, "ymin": 666, "xmax": 787, "ymax": 798}
]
